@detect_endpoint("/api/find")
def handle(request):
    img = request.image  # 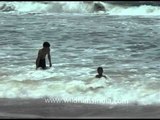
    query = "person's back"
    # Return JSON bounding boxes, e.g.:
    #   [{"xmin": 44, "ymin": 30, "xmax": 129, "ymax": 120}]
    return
[
  {"xmin": 39, "ymin": 49, "xmax": 47, "ymax": 59},
  {"xmin": 36, "ymin": 42, "xmax": 52, "ymax": 70}
]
